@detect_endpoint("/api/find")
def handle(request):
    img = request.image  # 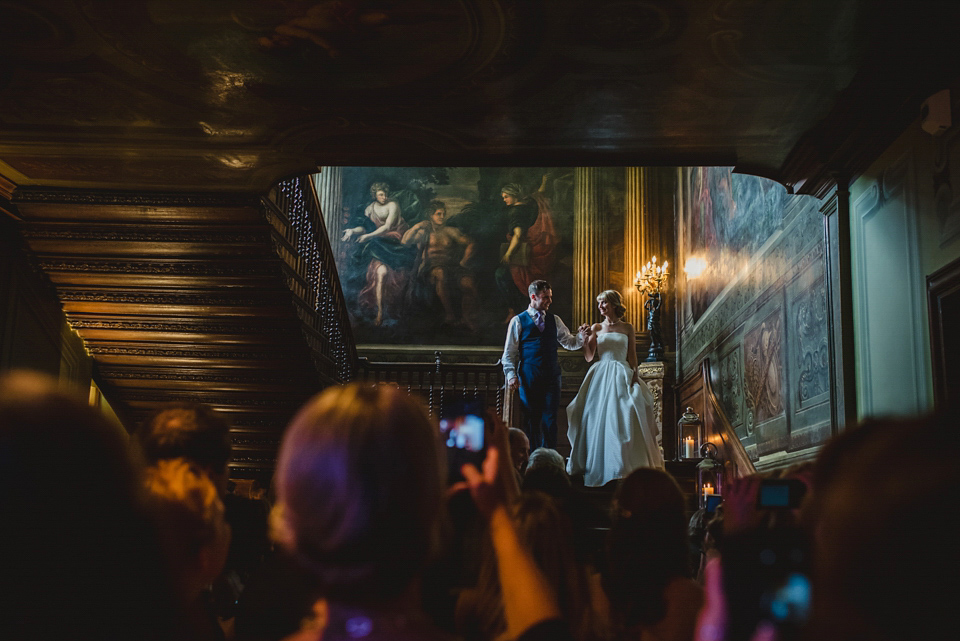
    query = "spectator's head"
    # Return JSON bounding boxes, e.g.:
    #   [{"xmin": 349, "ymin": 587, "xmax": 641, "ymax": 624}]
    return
[
  {"xmin": 134, "ymin": 402, "xmax": 232, "ymax": 492},
  {"xmin": 507, "ymin": 427, "xmax": 530, "ymax": 473},
  {"xmin": 809, "ymin": 414, "xmax": 954, "ymax": 641},
  {"xmin": 0, "ymin": 370, "xmax": 176, "ymax": 639},
  {"xmin": 527, "ymin": 446, "xmax": 564, "ymax": 472},
  {"xmin": 144, "ymin": 458, "xmax": 231, "ymax": 602},
  {"xmin": 274, "ymin": 383, "xmax": 443, "ymax": 605},
  {"xmin": 522, "ymin": 448, "xmax": 571, "ymax": 499},
  {"xmin": 604, "ymin": 468, "xmax": 689, "ymax": 629}
]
